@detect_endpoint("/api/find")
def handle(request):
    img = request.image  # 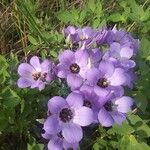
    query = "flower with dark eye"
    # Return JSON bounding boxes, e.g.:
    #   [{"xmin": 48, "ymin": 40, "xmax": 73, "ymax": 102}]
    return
[
  {"xmin": 86, "ymin": 60, "xmax": 127, "ymax": 99},
  {"xmin": 98, "ymin": 96, "xmax": 133, "ymax": 127},
  {"xmin": 17, "ymin": 56, "xmax": 55, "ymax": 90},
  {"xmin": 42, "ymin": 131, "xmax": 79, "ymax": 150},
  {"xmin": 43, "ymin": 92, "xmax": 94, "ymax": 143},
  {"xmin": 57, "ymin": 48, "xmax": 102, "ymax": 90},
  {"xmin": 57, "ymin": 50, "xmax": 89, "ymax": 90}
]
